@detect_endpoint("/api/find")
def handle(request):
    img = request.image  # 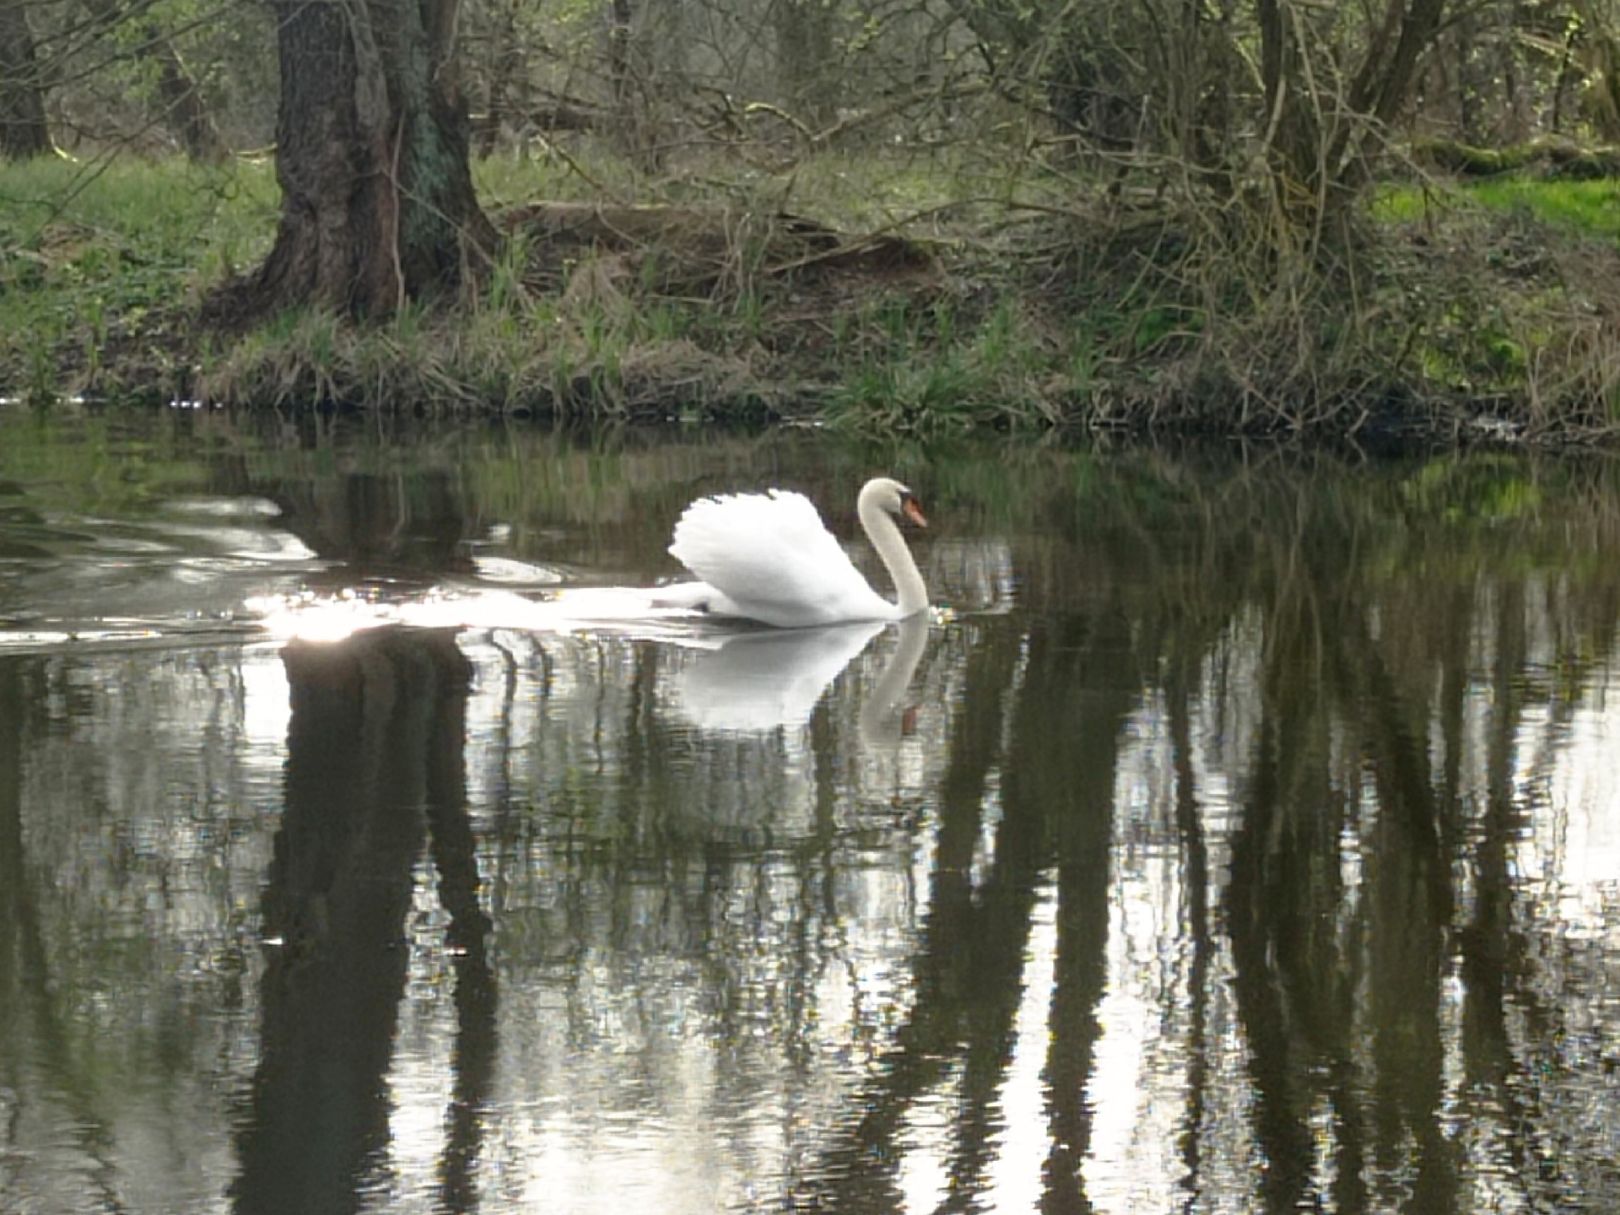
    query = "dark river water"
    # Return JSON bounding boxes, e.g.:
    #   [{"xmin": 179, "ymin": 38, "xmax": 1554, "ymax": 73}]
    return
[{"xmin": 3, "ymin": 404, "xmax": 1620, "ymax": 1214}]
